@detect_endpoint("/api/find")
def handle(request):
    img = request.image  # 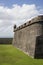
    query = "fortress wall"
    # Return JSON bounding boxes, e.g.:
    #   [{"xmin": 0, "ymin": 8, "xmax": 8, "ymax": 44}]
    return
[{"xmin": 13, "ymin": 15, "xmax": 43, "ymax": 58}]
